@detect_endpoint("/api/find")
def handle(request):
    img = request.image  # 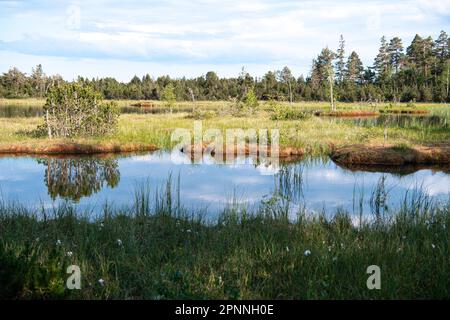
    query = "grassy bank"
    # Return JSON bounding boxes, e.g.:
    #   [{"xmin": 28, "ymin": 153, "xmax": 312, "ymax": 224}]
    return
[
  {"xmin": 0, "ymin": 185, "xmax": 449, "ymax": 300},
  {"xmin": 0, "ymin": 102, "xmax": 449, "ymax": 157},
  {"xmin": 1, "ymin": 98, "xmax": 447, "ymax": 110}
]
